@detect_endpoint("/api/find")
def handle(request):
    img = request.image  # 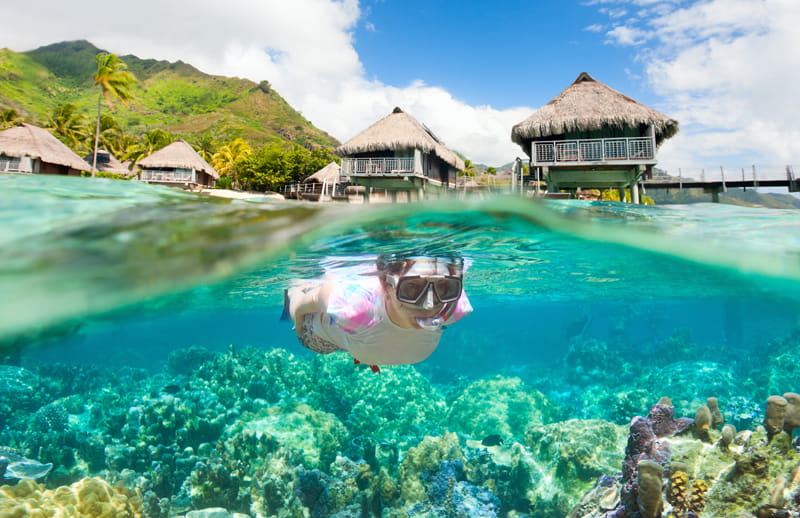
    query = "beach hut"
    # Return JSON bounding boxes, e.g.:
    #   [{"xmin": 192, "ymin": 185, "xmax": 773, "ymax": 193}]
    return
[
  {"xmin": 137, "ymin": 139, "xmax": 218, "ymax": 189},
  {"xmin": 300, "ymin": 161, "xmax": 347, "ymax": 201},
  {"xmin": 84, "ymin": 148, "xmax": 133, "ymax": 177},
  {"xmin": 511, "ymin": 73, "xmax": 679, "ymax": 203},
  {"xmin": 0, "ymin": 123, "xmax": 92, "ymax": 176},
  {"xmin": 336, "ymin": 107, "xmax": 465, "ymax": 202}
]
